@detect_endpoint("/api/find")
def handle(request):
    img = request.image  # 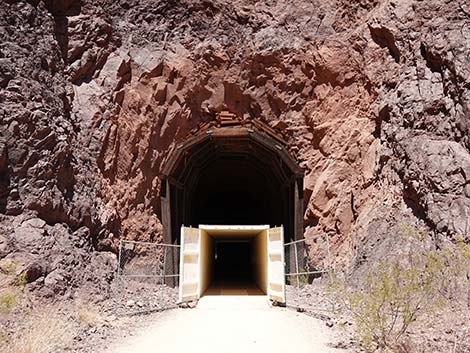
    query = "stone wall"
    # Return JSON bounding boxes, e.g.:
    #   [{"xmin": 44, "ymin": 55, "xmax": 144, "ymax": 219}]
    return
[{"xmin": 0, "ymin": 0, "xmax": 468, "ymax": 293}]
